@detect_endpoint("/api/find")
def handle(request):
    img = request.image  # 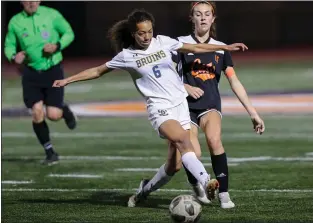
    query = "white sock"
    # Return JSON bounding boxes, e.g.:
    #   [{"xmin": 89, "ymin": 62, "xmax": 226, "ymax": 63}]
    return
[
  {"xmin": 143, "ymin": 164, "xmax": 172, "ymax": 196},
  {"xmin": 181, "ymin": 152, "xmax": 210, "ymax": 187}
]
